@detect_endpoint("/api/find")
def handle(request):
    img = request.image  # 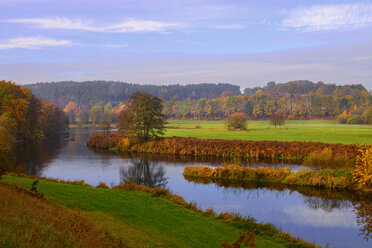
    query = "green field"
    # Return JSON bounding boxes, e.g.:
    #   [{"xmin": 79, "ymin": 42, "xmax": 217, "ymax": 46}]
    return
[
  {"xmin": 164, "ymin": 120, "xmax": 372, "ymax": 144},
  {"xmin": 2, "ymin": 176, "xmax": 310, "ymax": 248}
]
